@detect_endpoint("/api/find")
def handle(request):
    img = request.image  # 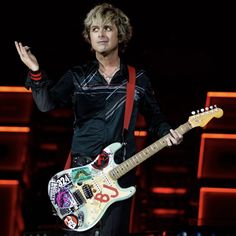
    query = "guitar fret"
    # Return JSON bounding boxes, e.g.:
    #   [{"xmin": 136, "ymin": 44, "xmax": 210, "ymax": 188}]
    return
[
  {"xmin": 153, "ymin": 142, "xmax": 159, "ymax": 150},
  {"xmin": 129, "ymin": 157, "xmax": 136, "ymax": 166},
  {"xmin": 147, "ymin": 146, "xmax": 154, "ymax": 155},
  {"xmin": 143, "ymin": 148, "xmax": 150, "ymax": 156},
  {"xmin": 137, "ymin": 152, "xmax": 144, "ymax": 161},
  {"xmin": 159, "ymin": 138, "xmax": 167, "ymax": 147},
  {"xmin": 115, "ymin": 168, "xmax": 120, "ymax": 176},
  {"xmin": 134, "ymin": 153, "xmax": 141, "ymax": 163},
  {"xmin": 127, "ymin": 159, "xmax": 133, "ymax": 169},
  {"xmin": 151, "ymin": 145, "xmax": 156, "ymax": 150},
  {"xmin": 111, "ymin": 170, "xmax": 118, "ymax": 179},
  {"xmin": 120, "ymin": 163, "xmax": 129, "ymax": 173}
]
